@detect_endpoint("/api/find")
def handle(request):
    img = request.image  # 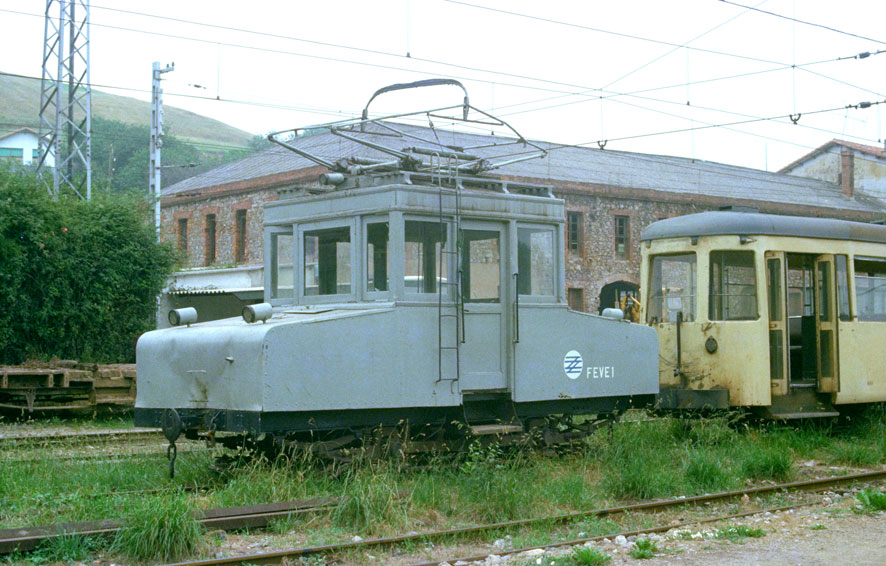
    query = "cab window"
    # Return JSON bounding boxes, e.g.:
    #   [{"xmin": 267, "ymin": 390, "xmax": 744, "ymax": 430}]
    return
[
  {"xmin": 304, "ymin": 226, "xmax": 351, "ymax": 296},
  {"xmin": 709, "ymin": 251, "xmax": 757, "ymax": 320},
  {"xmin": 517, "ymin": 227, "xmax": 554, "ymax": 296},
  {"xmin": 648, "ymin": 253, "xmax": 696, "ymax": 323},
  {"xmin": 270, "ymin": 231, "xmax": 293, "ymax": 299}
]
